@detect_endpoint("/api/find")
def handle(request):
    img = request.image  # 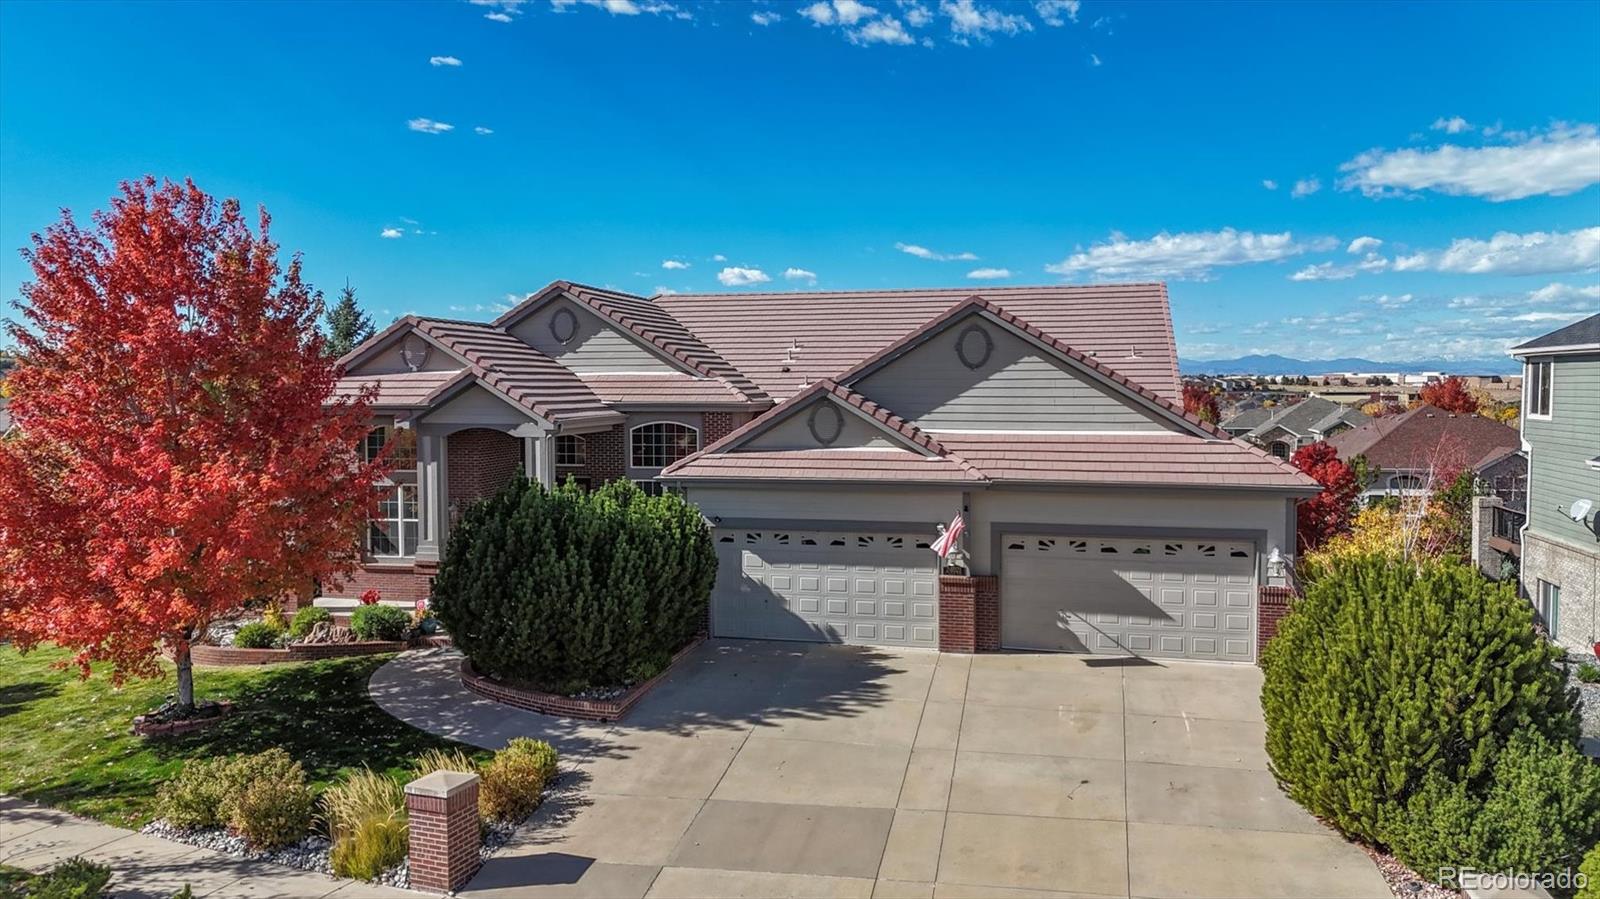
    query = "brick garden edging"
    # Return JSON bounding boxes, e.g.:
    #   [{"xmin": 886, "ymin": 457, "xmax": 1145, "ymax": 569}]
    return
[
  {"xmin": 132, "ymin": 700, "xmax": 235, "ymax": 736},
  {"xmin": 191, "ymin": 640, "xmax": 407, "ymax": 666},
  {"xmin": 459, "ymin": 635, "xmax": 706, "ymax": 722}
]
